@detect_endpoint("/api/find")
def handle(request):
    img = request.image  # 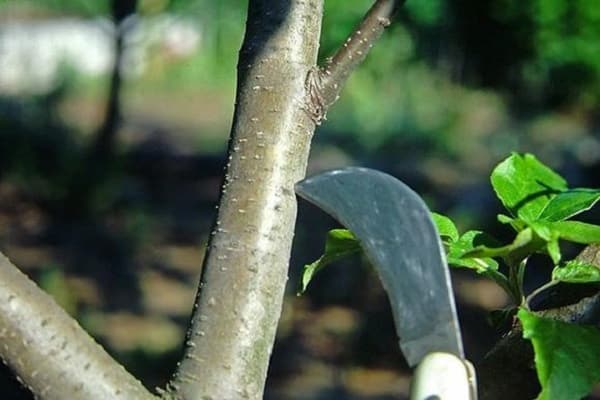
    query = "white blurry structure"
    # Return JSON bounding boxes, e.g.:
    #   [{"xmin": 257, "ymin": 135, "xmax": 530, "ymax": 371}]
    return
[{"xmin": 0, "ymin": 15, "xmax": 201, "ymax": 94}]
